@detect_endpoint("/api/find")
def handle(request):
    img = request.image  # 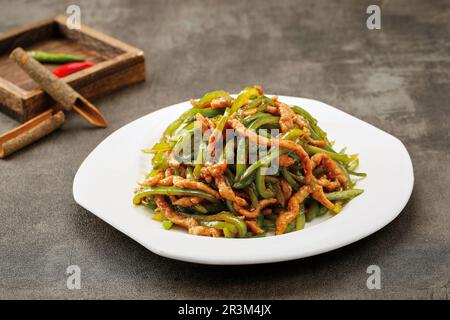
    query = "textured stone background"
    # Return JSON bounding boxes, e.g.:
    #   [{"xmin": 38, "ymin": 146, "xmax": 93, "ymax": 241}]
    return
[{"xmin": 0, "ymin": 0, "xmax": 449, "ymax": 299}]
